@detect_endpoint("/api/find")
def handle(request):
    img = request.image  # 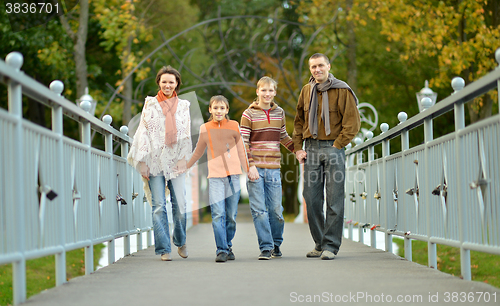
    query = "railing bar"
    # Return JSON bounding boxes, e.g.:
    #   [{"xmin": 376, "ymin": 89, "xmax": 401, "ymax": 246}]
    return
[
  {"xmin": 64, "ymin": 240, "xmax": 93, "ymax": 252},
  {"xmin": 462, "ymin": 243, "xmax": 500, "ymax": 255},
  {"xmin": 346, "ymin": 74, "xmax": 500, "ymax": 154},
  {"xmin": 23, "ymin": 246, "xmax": 65, "ymax": 260},
  {"xmin": 0, "ymin": 253, "xmax": 23, "ymax": 265}
]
